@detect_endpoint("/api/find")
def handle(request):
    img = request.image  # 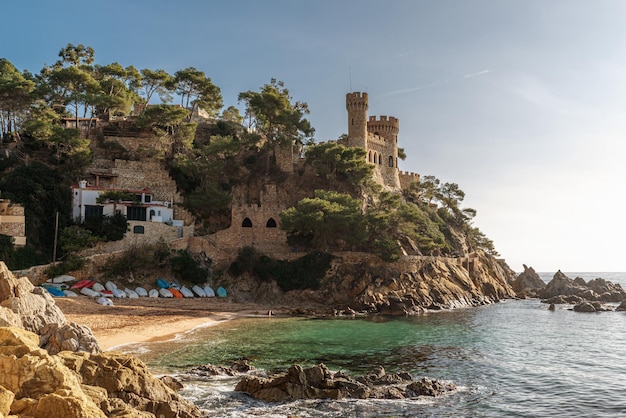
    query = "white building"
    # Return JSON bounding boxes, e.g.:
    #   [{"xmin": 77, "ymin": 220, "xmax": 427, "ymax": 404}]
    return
[{"xmin": 72, "ymin": 180, "xmax": 177, "ymax": 225}]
